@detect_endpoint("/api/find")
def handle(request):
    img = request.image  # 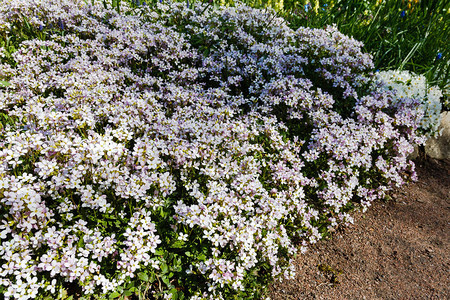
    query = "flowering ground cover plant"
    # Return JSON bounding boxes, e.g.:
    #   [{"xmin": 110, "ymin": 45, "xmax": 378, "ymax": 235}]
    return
[
  {"xmin": 240, "ymin": 0, "xmax": 449, "ymax": 110},
  {"xmin": 376, "ymin": 70, "xmax": 443, "ymax": 136},
  {"xmin": 0, "ymin": 0, "xmax": 441, "ymax": 299}
]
